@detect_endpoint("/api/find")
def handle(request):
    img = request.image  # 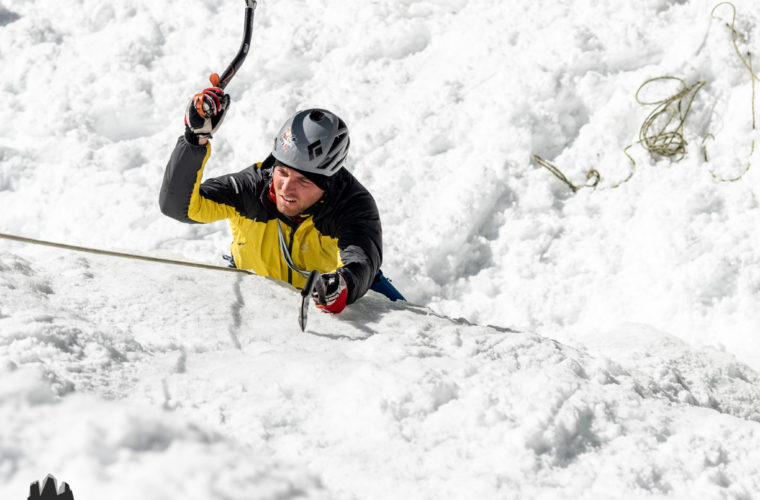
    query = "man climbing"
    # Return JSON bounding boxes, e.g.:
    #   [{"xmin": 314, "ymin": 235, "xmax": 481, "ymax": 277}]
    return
[{"xmin": 159, "ymin": 86, "xmax": 395, "ymax": 313}]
